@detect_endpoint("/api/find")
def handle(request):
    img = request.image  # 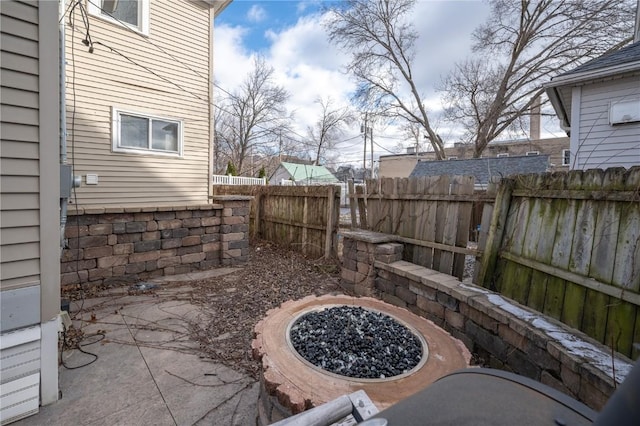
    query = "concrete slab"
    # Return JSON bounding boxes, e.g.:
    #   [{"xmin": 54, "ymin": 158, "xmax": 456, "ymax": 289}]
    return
[{"xmin": 14, "ymin": 273, "xmax": 257, "ymax": 426}]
